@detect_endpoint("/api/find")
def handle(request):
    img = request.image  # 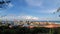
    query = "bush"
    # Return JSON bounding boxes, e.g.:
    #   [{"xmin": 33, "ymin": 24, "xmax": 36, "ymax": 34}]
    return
[{"xmin": 0, "ymin": 26, "xmax": 60, "ymax": 34}]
